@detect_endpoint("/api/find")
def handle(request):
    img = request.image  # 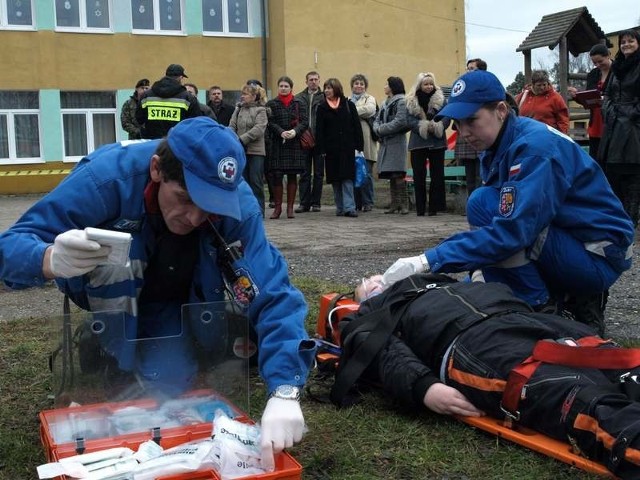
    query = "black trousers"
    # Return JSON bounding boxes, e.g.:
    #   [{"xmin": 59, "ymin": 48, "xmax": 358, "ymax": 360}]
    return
[
  {"xmin": 445, "ymin": 314, "xmax": 640, "ymax": 479},
  {"xmin": 410, "ymin": 147, "xmax": 446, "ymax": 215}
]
